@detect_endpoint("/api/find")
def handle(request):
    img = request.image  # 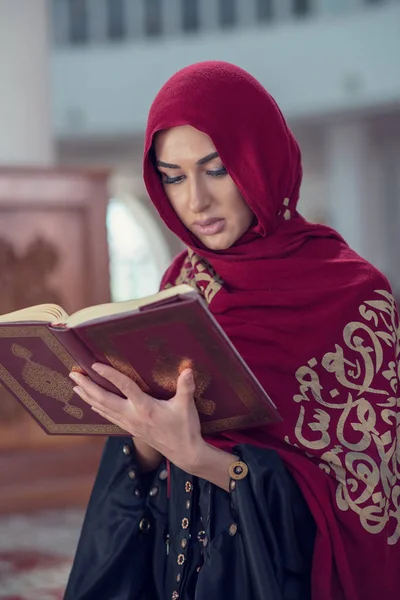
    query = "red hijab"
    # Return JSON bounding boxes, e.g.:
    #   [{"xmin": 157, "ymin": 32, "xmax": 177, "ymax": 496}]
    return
[{"xmin": 143, "ymin": 61, "xmax": 400, "ymax": 600}]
